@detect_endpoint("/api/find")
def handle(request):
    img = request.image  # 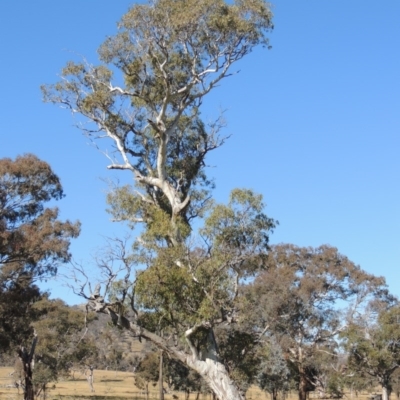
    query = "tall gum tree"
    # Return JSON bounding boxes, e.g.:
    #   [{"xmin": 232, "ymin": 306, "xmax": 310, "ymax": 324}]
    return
[
  {"xmin": 344, "ymin": 304, "xmax": 400, "ymax": 400},
  {"xmin": 242, "ymin": 244, "xmax": 394, "ymax": 400},
  {"xmin": 42, "ymin": 1, "xmax": 274, "ymax": 399}
]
